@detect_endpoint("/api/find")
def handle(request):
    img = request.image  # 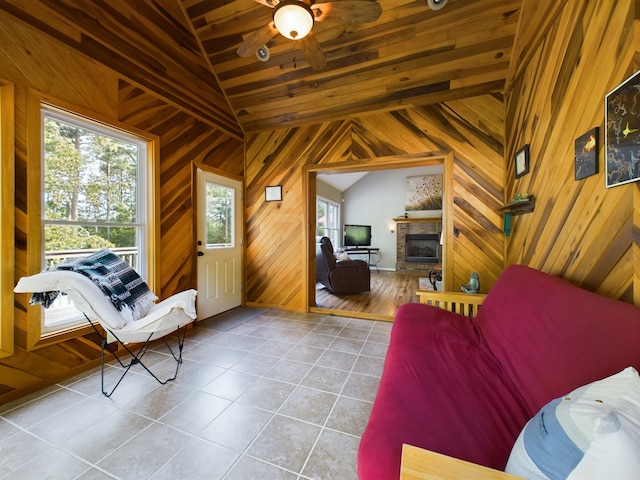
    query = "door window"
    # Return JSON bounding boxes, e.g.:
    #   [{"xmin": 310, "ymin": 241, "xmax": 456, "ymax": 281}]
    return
[{"xmin": 205, "ymin": 181, "xmax": 234, "ymax": 248}]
